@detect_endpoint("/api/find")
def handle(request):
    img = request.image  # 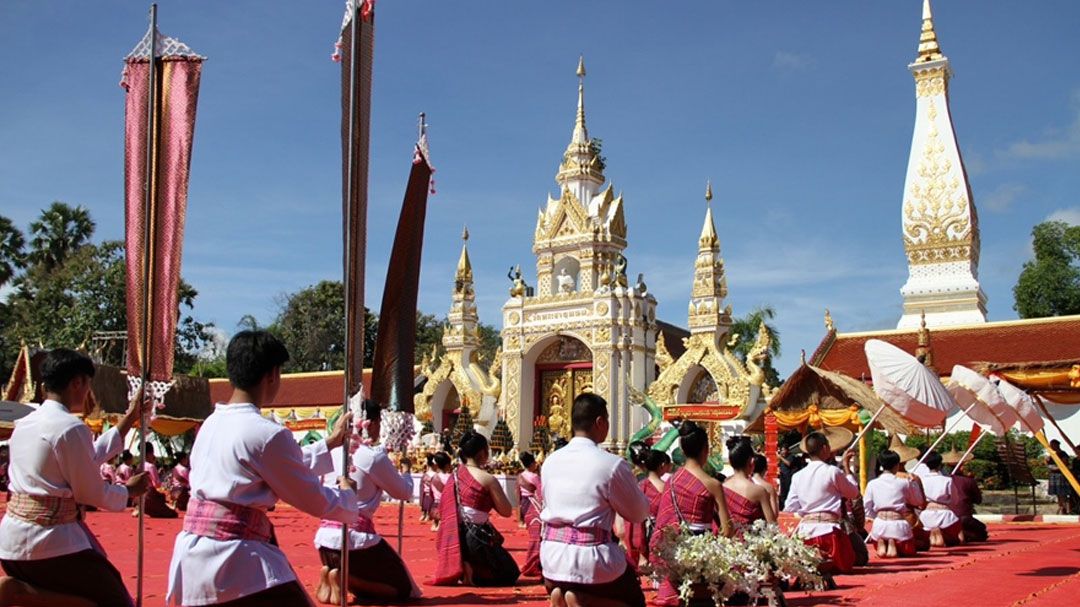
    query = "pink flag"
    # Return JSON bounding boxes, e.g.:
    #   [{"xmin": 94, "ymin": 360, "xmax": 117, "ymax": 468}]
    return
[{"xmin": 121, "ymin": 29, "xmax": 203, "ymax": 404}]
